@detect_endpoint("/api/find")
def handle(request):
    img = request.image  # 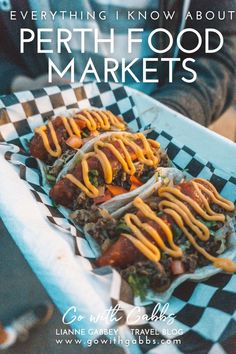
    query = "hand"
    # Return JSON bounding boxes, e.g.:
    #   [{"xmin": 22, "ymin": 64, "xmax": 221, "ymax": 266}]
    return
[{"xmin": 11, "ymin": 74, "xmax": 71, "ymax": 92}]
